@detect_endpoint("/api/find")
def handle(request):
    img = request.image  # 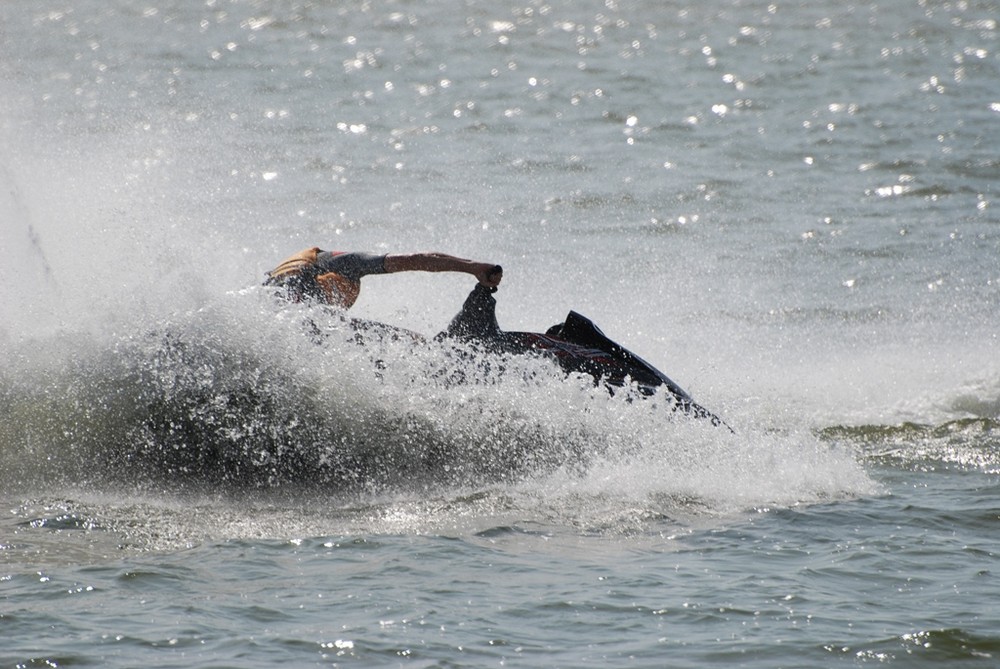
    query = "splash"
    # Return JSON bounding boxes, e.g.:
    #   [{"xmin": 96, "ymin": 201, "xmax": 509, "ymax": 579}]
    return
[{"xmin": 0, "ymin": 284, "xmax": 873, "ymax": 505}]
